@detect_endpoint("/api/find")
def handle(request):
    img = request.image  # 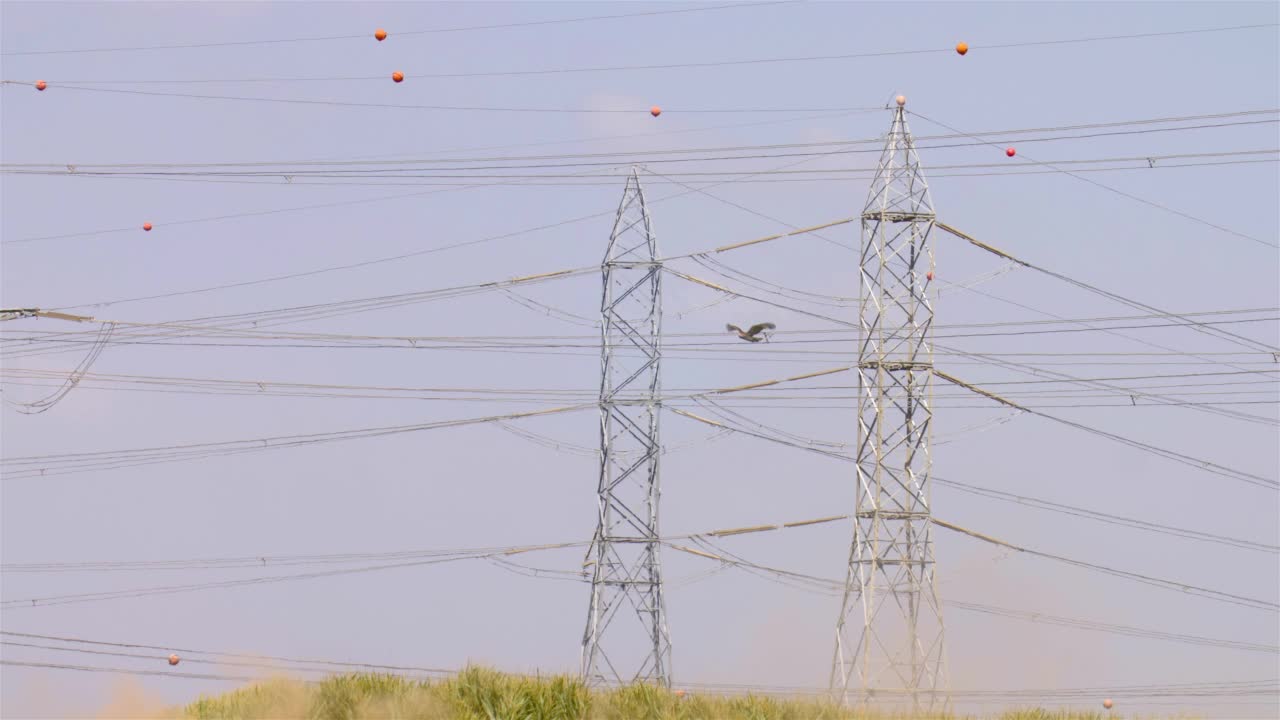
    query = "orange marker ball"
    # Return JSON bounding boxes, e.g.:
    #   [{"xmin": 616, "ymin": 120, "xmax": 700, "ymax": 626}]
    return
[
  {"xmin": 1102, "ymin": 699, "xmax": 1113, "ymax": 710},
  {"xmin": 650, "ymin": 106, "xmax": 661, "ymax": 117},
  {"xmin": 391, "ymin": 71, "xmax": 404, "ymax": 83},
  {"xmin": 35, "ymin": 80, "xmax": 47, "ymax": 91},
  {"xmin": 926, "ymin": 271, "xmax": 934, "ymax": 281},
  {"xmin": 895, "ymin": 95, "xmax": 906, "ymax": 107},
  {"xmin": 143, "ymin": 222, "xmax": 153, "ymax": 232},
  {"xmin": 955, "ymin": 42, "xmax": 968, "ymax": 56},
  {"xmin": 1006, "ymin": 147, "xmax": 1016, "ymax": 157},
  {"xmin": 168, "ymin": 654, "xmax": 180, "ymax": 666},
  {"xmin": 674, "ymin": 690, "xmax": 686, "ymax": 698},
  {"xmin": 374, "ymin": 29, "xmax": 387, "ymax": 41}
]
